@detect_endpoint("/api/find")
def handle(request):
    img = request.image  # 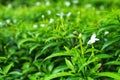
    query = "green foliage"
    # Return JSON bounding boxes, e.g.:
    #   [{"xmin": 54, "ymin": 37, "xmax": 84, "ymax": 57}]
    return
[{"xmin": 0, "ymin": 0, "xmax": 120, "ymax": 79}]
